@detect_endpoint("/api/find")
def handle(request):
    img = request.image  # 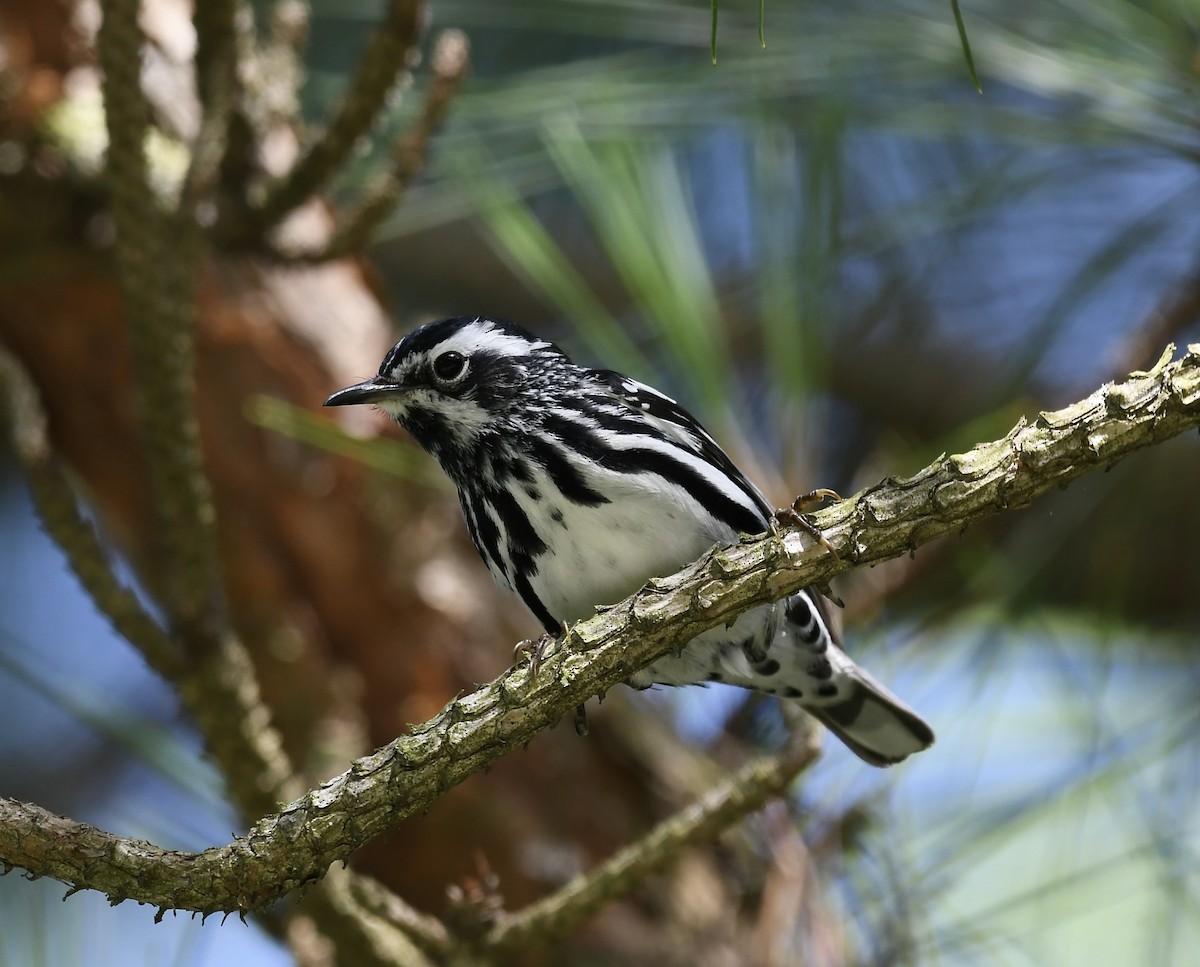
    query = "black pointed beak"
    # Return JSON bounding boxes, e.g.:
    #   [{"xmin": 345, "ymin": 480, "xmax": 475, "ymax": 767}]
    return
[{"xmin": 323, "ymin": 377, "xmax": 403, "ymax": 407}]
